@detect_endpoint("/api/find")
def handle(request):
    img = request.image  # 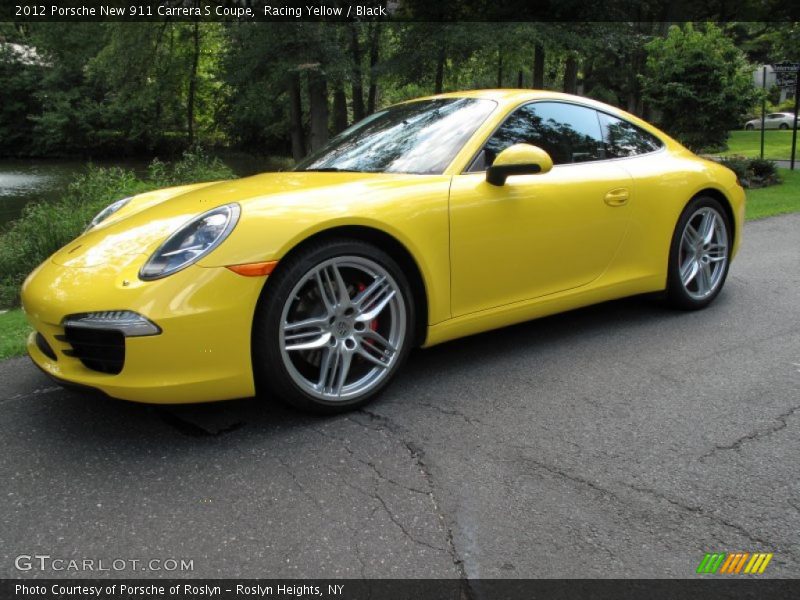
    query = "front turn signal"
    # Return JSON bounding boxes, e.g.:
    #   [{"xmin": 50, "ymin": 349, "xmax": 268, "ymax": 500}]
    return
[{"xmin": 226, "ymin": 261, "xmax": 278, "ymax": 277}]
